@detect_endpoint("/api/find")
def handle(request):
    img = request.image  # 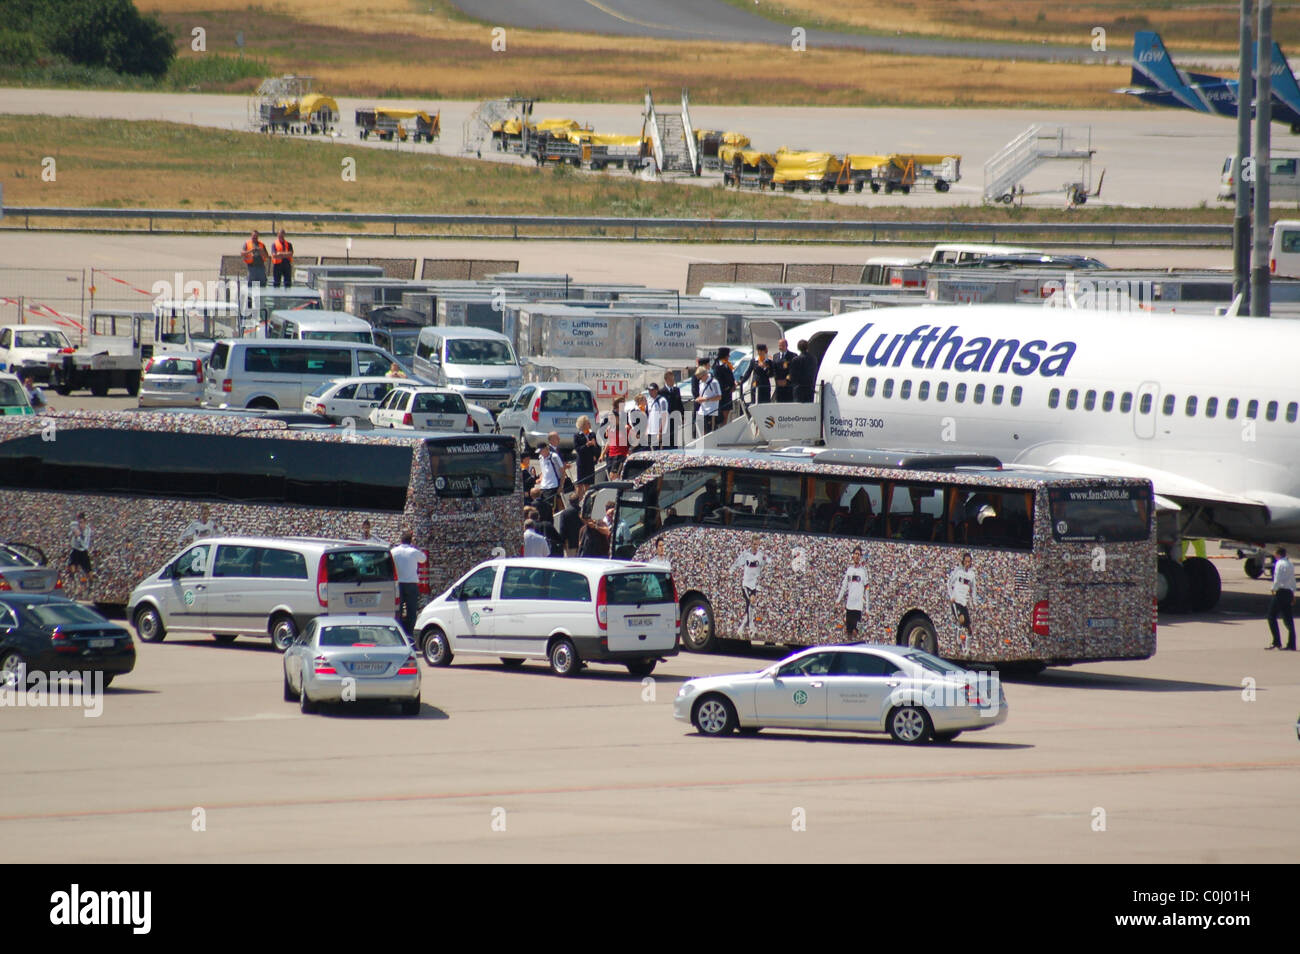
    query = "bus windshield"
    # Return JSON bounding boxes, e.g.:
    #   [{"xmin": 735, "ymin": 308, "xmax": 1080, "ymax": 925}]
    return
[
  {"xmin": 426, "ymin": 438, "xmax": 516, "ymax": 497},
  {"xmin": 1048, "ymin": 486, "xmax": 1151, "ymax": 542}
]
